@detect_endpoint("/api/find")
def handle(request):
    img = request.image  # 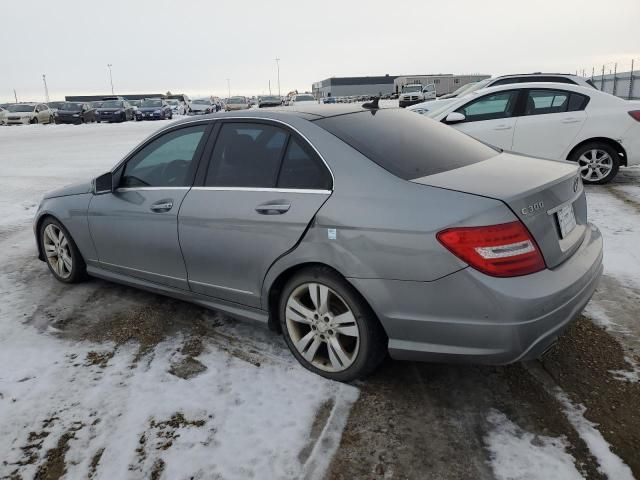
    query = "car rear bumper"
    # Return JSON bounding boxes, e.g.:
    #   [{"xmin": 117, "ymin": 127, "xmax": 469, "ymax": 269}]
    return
[{"xmin": 348, "ymin": 223, "xmax": 603, "ymax": 364}]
